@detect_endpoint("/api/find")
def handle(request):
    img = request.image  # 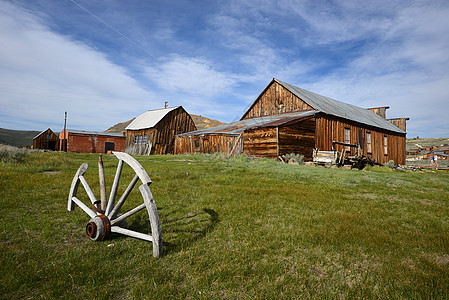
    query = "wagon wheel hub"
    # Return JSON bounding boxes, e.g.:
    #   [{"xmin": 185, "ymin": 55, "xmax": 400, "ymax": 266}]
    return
[{"xmin": 85, "ymin": 215, "xmax": 111, "ymax": 241}]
